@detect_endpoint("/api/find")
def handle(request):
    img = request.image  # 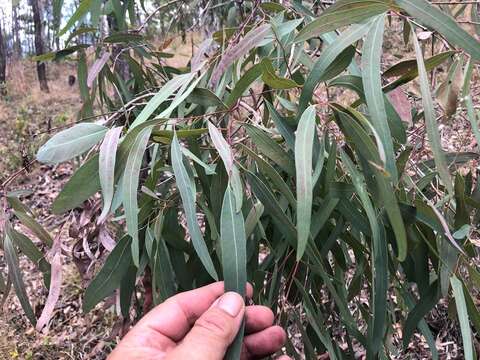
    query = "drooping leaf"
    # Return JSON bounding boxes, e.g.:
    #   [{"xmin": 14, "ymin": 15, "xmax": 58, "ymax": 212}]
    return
[
  {"xmin": 83, "ymin": 235, "xmax": 133, "ymax": 312},
  {"xmin": 171, "ymin": 134, "xmax": 218, "ymax": 280},
  {"xmin": 130, "ymin": 73, "xmax": 193, "ymax": 129},
  {"xmin": 340, "ymin": 151, "xmax": 387, "ymax": 356},
  {"xmin": 245, "ymin": 124, "xmax": 295, "ymax": 176},
  {"xmin": 225, "ymin": 63, "xmax": 263, "ymax": 107},
  {"xmin": 403, "ymin": 280, "xmax": 440, "ymax": 347},
  {"xmin": 299, "ymin": 22, "xmax": 371, "ymax": 115},
  {"xmin": 150, "ymin": 225, "xmax": 177, "ymax": 304},
  {"xmin": 261, "ymin": 58, "xmax": 299, "ymax": 90},
  {"xmin": 98, "ymin": 126, "xmax": 123, "ymax": 223},
  {"xmin": 104, "ymin": 33, "xmax": 144, "ymax": 43},
  {"xmin": 362, "ymin": 15, "xmax": 397, "ymax": 181},
  {"xmin": 295, "ymin": 106, "xmax": 316, "ymax": 260},
  {"xmin": 59, "ymin": 0, "xmax": 94, "ymax": 36},
  {"xmin": 4, "ymin": 226, "xmax": 36, "ymax": 326},
  {"xmin": 8, "ymin": 229, "xmax": 51, "ymax": 283},
  {"xmin": 239, "ymin": 144, "xmax": 296, "ymax": 208},
  {"xmin": 265, "ymin": 101, "xmax": 295, "ymax": 151},
  {"xmin": 329, "ymin": 75, "xmax": 407, "ymax": 144},
  {"xmin": 451, "ymin": 276, "xmax": 474, "ymax": 360},
  {"xmin": 412, "ymin": 28, "xmax": 453, "ymax": 194},
  {"xmin": 122, "ymin": 126, "xmax": 153, "ymax": 266},
  {"xmin": 295, "ymin": 0, "xmax": 390, "ymax": 42},
  {"xmin": 52, "ymin": 154, "xmax": 100, "ymax": 214},
  {"xmin": 208, "ymin": 122, "xmax": 243, "ymax": 211},
  {"xmin": 220, "ymin": 186, "xmax": 247, "ymax": 359}
]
